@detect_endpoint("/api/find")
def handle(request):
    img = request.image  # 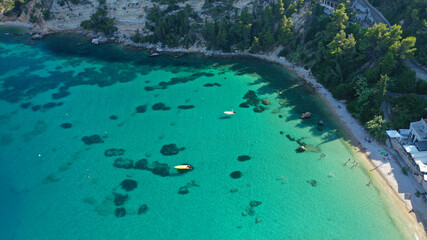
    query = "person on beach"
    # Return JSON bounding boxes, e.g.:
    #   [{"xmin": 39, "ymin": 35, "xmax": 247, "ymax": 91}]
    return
[{"xmin": 368, "ymin": 181, "xmax": 371, "ymax": 185}]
